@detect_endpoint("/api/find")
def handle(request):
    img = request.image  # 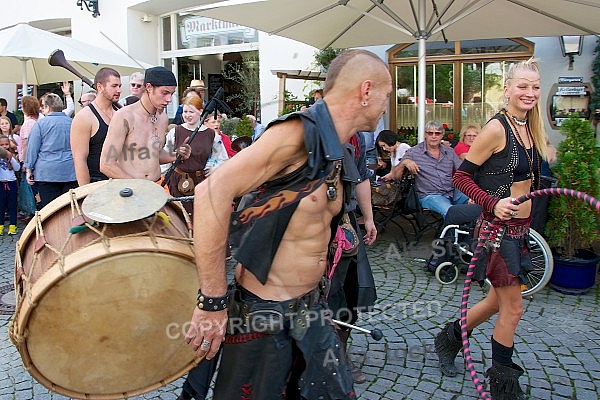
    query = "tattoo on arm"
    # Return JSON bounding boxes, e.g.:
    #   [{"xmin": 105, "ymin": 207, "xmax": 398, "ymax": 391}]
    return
[{"xmin": 123, "ymin": 118, "xmax": 130, "ymax": 137}]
